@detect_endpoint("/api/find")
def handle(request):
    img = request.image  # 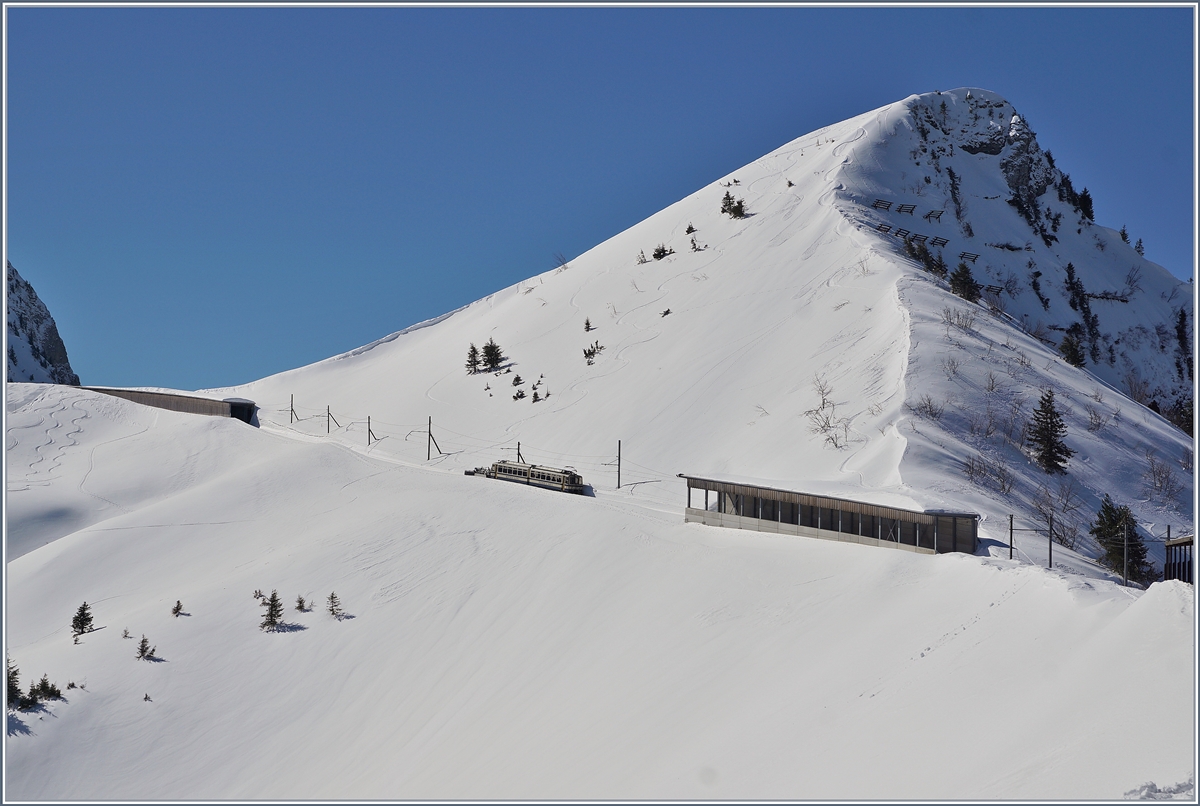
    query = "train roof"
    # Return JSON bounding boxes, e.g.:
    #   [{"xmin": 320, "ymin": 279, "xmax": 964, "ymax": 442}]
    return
[{"xmin": 494, "ymin": 460, "xmax": 579, "ymax": 474}]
